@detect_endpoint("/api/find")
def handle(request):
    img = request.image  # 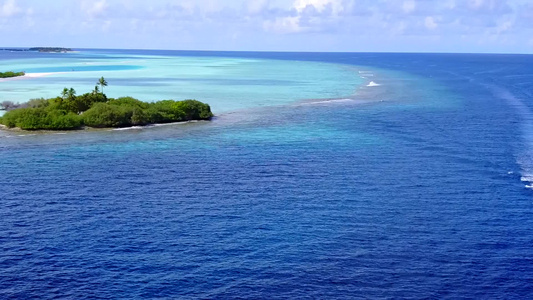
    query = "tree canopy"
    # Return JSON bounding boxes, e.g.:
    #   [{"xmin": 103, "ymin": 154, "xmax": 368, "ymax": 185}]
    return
[
  {"xmin": 0, "ymin": 79, "xmax": 213, "ymax": 130},
  {"xmin": 0, "ymin": 71, "xmax": 25, "ymax": 78},
  {"xmin": 98, "ymin": 77, "xmax": 108, "ymax": 94}
]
